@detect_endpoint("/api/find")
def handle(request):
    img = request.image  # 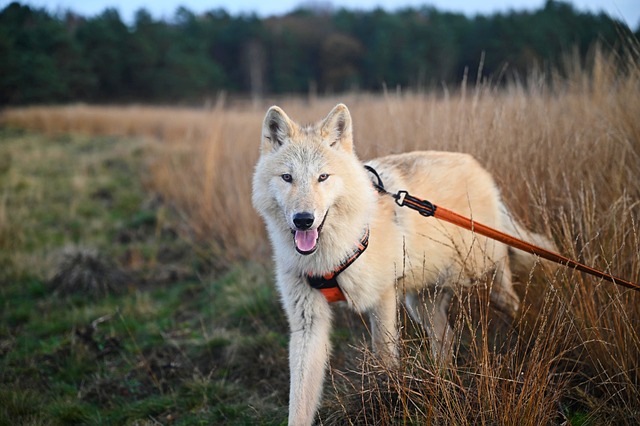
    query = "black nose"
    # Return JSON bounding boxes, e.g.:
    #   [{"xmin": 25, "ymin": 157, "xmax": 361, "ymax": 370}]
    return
[{"xmin": 293, "ymin": 212, "xmax": 314, "ymax": 230}]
